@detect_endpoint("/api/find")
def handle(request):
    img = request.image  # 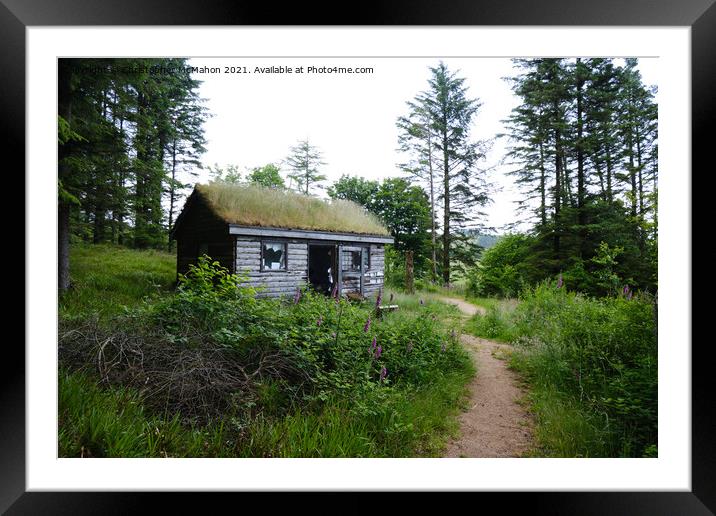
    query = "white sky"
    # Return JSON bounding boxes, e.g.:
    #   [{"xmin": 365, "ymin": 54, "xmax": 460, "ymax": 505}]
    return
[{"xmin": 188, "ymin": 57, "xmax": 657, "ymax": 233}]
